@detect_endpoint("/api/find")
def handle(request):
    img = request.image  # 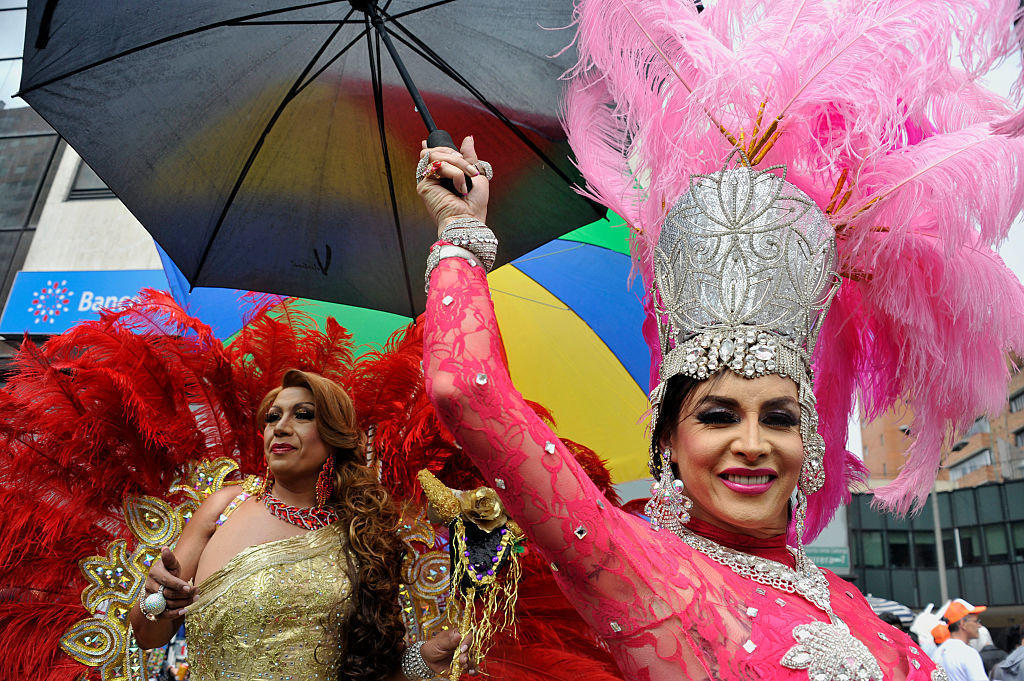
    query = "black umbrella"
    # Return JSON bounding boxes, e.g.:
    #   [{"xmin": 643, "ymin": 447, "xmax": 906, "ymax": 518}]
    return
[{"xmin": 19, "ymin": 1, "xmax": 602, "ymax": 316}]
